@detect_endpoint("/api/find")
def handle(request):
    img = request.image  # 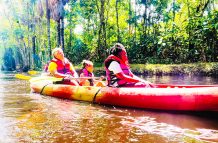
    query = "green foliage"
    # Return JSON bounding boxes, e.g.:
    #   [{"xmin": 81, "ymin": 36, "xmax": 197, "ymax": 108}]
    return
[
  {"xmin": 0, "ymin": 29, "xmax": 9, "ymax": 41},
  {"xmin": 65, "ymin": 38, "xmax": 90, "ymax": 64},
  {"xmin": 0, "ymin": 0, "xmax": 217, "ymax": 71},
  {"xmin": 13, "ymin": 28, "xmax": 24, "ymax": 39}
]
